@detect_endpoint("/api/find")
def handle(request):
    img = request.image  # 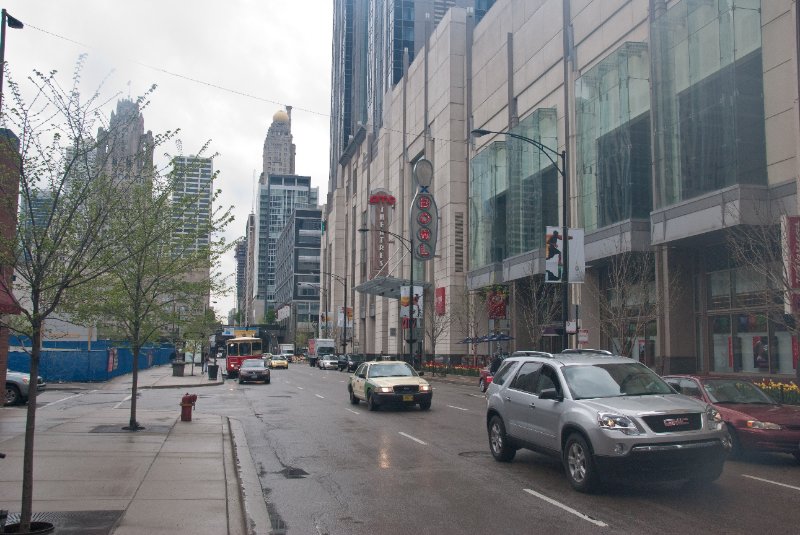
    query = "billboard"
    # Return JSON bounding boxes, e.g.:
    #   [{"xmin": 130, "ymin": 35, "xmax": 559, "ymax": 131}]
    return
[
  {"xmin": 545, "ymin": 227, "xmax": 585, "ymax": 283},
  {"xmin": 337, "ymin": 306, "xmax": 353, "ymax": 329},
  {"xmin": 400, "ymin": 285, "xmax": 424, "ymax": 319}
]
